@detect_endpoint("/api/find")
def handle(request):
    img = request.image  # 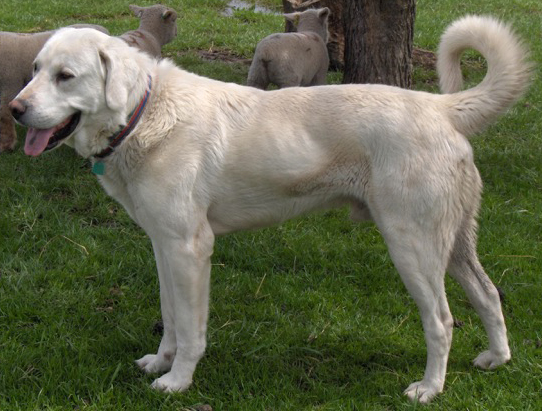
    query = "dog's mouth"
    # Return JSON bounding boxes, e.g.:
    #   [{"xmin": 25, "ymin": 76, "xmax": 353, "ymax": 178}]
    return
[{"xmin": 24, "ymin": 111, "xmax": 81, "ymax": 157}]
